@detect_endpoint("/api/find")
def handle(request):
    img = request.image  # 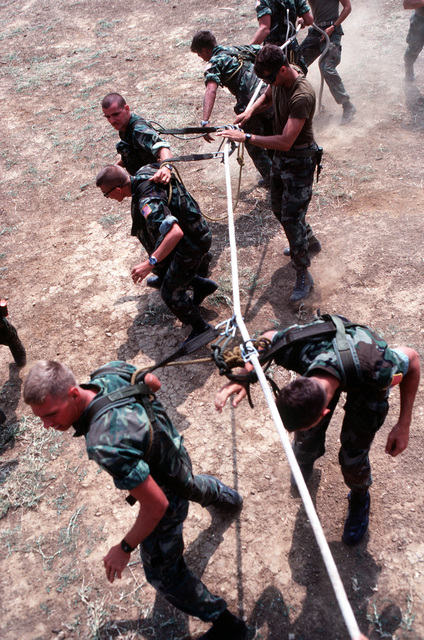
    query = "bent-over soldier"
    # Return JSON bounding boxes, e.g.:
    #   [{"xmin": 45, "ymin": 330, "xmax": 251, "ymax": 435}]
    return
[
  {"xmin": 24, "ymin": 360, "xmax": 247, "ymax": 640},
  {"xmin": 96, "ymin": 164, "xmax": 217, "ymax": 343},
  {"xmin": 215, "ymin": 314, "xmax": 420, "ymax": 546}
]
